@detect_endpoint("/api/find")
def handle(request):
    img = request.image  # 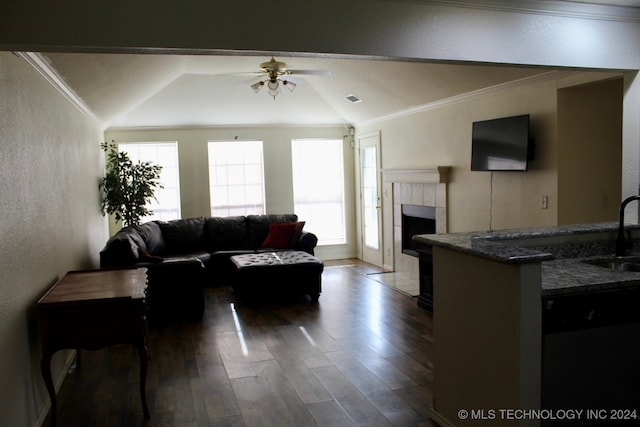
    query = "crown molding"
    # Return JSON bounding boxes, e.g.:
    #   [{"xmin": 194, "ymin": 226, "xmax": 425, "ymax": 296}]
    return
[
  {"xmin": 356, "ymin": 70, "xmax": 581, "ymax": 127},
  {"xmin": 15, "ymin": 52, "xmax": 103, "ymax": 127},
  {"xmin": 104, "ymin": 122, "xmax": 351, "ymax": 132}
]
